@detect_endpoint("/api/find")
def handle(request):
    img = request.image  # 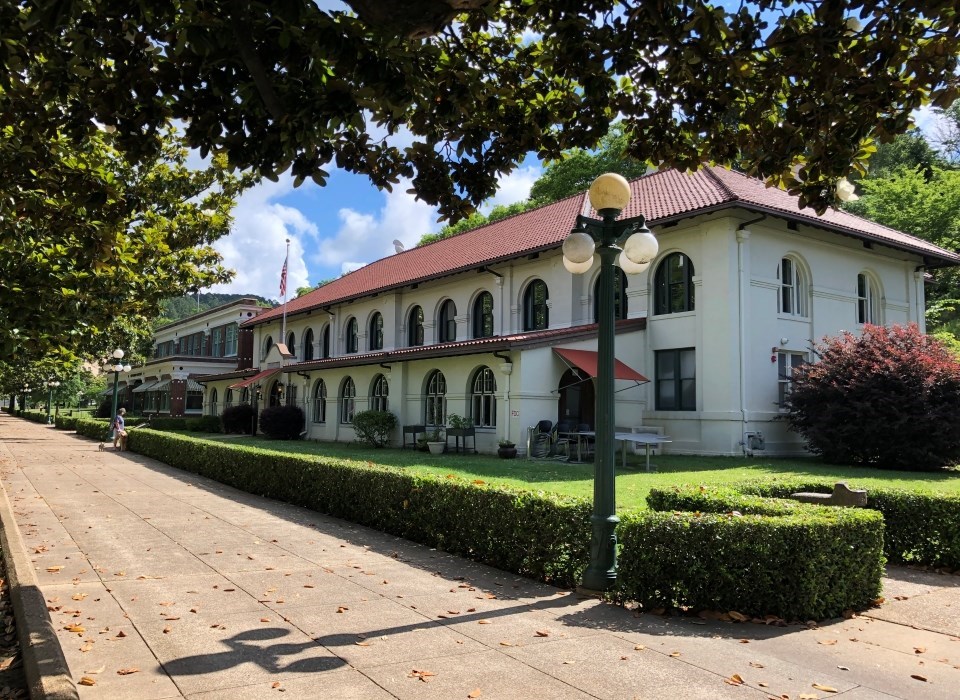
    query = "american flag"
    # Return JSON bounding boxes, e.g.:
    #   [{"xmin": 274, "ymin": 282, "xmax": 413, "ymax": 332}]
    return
[{"xmin": 279, "ymin": 256, "xmax": 288, "ymax": 298}]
